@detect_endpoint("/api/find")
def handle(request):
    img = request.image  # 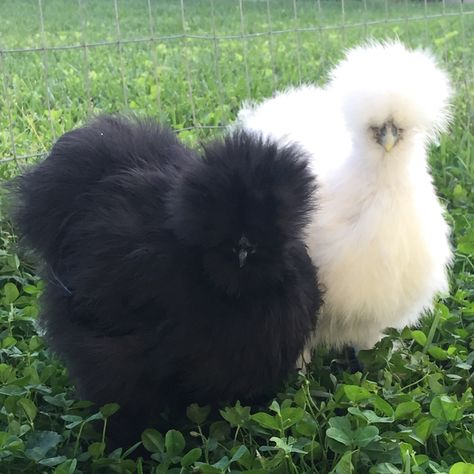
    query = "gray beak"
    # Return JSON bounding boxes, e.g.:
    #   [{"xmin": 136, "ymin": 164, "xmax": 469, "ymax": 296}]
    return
[
  {"xmin": 235, "ymin": 234, "xmax": 256, "ymax": 268},
  {"xmin": 381, "ymin": 126, "xmax": 399, "ymax": 152},
  {"xmin": 376, "ymin": 121, "xmax": 400, "ymax": 153},
  {"xmin": 238, "ymin": 249, "xmax": 248, "ymax": 268}
]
